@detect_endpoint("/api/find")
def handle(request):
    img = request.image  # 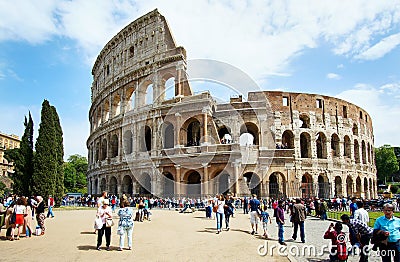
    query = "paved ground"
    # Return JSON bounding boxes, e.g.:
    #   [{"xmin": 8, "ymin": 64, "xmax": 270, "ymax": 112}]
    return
[{"xmin": 0, "ymin": 208, "xmax": 288, "ymax": 262}]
